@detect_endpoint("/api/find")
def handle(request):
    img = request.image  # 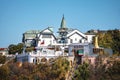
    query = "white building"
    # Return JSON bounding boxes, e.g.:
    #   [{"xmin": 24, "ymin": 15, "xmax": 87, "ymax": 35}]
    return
[
  {"xmin": 0, "ymin": 48, "xmax": 8, "ymax": 56},
  {"xmin": 22, "ymin": 16, "xmax": 95, "ymax": 47},
  {"xmin": 37, "ymin": 27, "xmax": 57, "ymax": 47},
  {"xmin": 17, "ymin": 16, "xmax": 95, "ymax": 64}
]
